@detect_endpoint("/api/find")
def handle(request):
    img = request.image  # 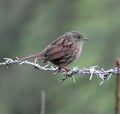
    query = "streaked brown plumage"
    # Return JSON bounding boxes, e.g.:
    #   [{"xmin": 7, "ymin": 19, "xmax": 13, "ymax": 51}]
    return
[{"xmin": 20, "ymin": 31, "xmax": 87, "ymax": 67}]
